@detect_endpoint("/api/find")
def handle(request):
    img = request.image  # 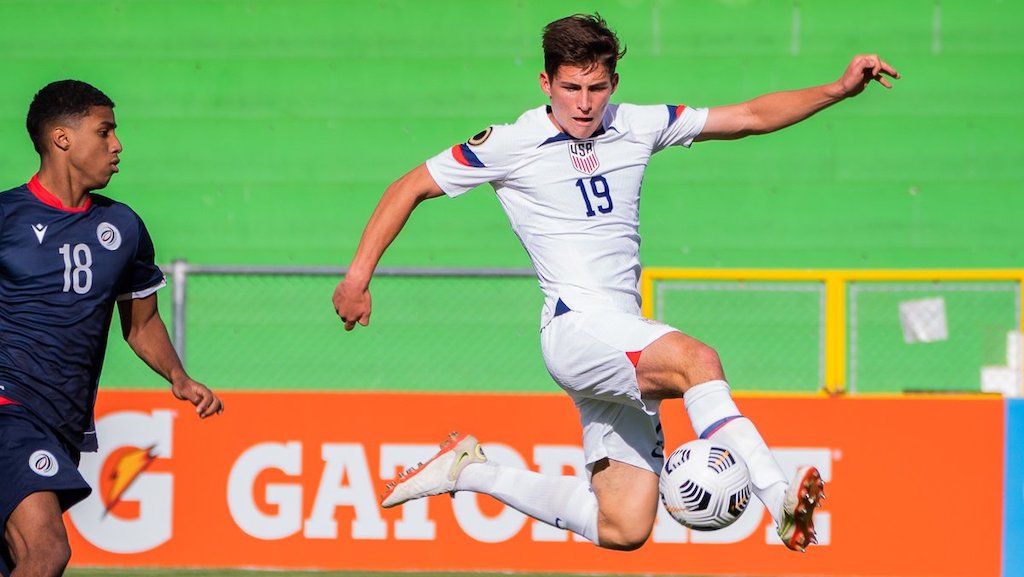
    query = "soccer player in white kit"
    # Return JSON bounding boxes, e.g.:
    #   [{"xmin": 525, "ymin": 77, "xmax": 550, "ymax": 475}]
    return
[{"xmin": 333, "ymin": 13, "xmax": 898, "ymax": 553}]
